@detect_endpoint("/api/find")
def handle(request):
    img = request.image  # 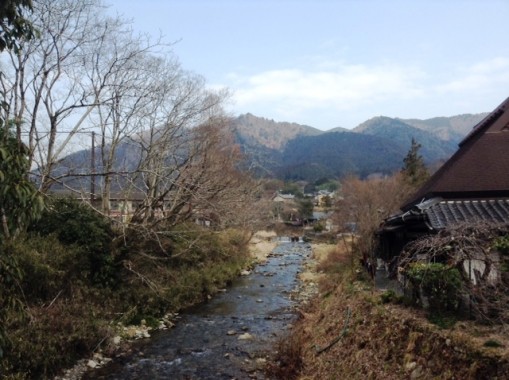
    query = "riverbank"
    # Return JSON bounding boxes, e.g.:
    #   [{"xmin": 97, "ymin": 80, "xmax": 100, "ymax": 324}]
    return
[
  {"xmin": 52, "ymin": 230, "xmax": 280, "ymax": 380},
  {"xmin": 248, "ymin": 230, "xmax": 278, "ymax": 263},
  {"xmin": 271, "ymin": 239, "xmax": 509, "ymax": 379},
  {"xmin": 1, "ymin": 224, "xmax": 257, "ymax": 379},
  {"xmin": 80, "ymin": 235, "xmax": 312, "ymax": 379}
]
